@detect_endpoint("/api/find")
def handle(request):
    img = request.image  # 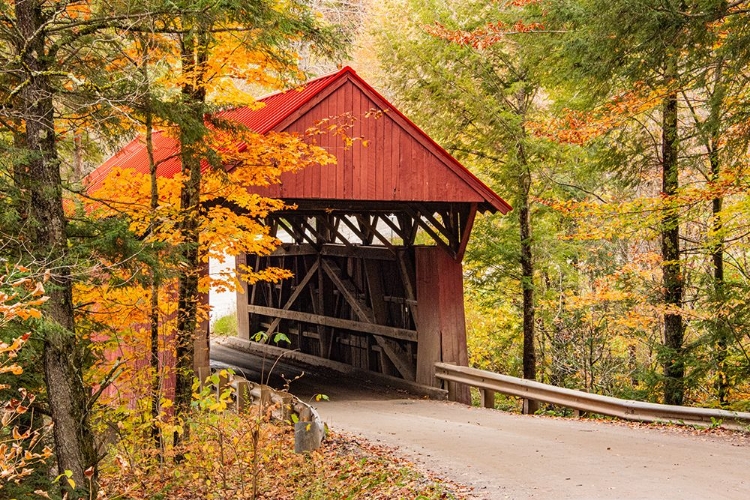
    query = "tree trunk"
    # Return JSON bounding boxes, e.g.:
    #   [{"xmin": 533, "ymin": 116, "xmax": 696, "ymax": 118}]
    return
[
  {"xmin": 15, "ymin": 0, "xmax": 97, "ymax": 494},
  {"xmin": 174, "ymin": 27, "xmax": 209, "ymax": 435},
  {"xmin": 706, "ymin": 61, "xmax": 728, "ymax": 406},
  {"xmin": 709, "ymin": 143, "xmax": 728, "ymax": 405},
  {"xmin": 144, "ymin": 63, "xmax": 163, "ymax": 450},
  {"xmin": 661, "ymin": 86, "xmax": 684, "ymax": 406},
  {"xmin": 520, "ymin": 182, "xmax": 536, "ymax": 382},
  {"xmin": 517, "ymin": 133, "xmax": 538, "ymax": 413}
]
